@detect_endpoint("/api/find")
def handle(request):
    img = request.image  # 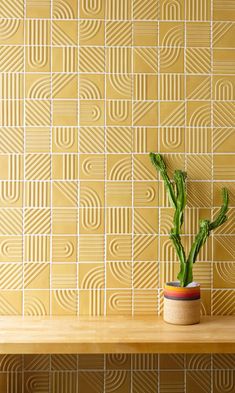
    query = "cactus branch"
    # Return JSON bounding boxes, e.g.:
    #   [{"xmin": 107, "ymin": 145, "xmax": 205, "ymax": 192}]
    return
[
  {"xmin": 209, "ymin": 187, "xmax": 229, "ymax": 230},
  {"xmin": 183, "ymin": 219, "xmax": 210, "ymax": 287},
  {"xmin": 171, "ymin": 170, "xmax": 187, "ymax": 284},
  {"xmin": 149, "ymin": 153, "xmax": 177, "ymax": 209},
  {"xmin": 173, "ymin": 170, "xmax": 187, "ymax": 235},
  {"xmin": 150, "ymin": 153, "xmax": 187, "ymax": 286},
  {"xmin": 170, "ymin": 232, "xmax": 187, "ymax": 284},
  {"xmin": 183, "ymin": 188, "xmax": 229, "ymax": 287}
]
